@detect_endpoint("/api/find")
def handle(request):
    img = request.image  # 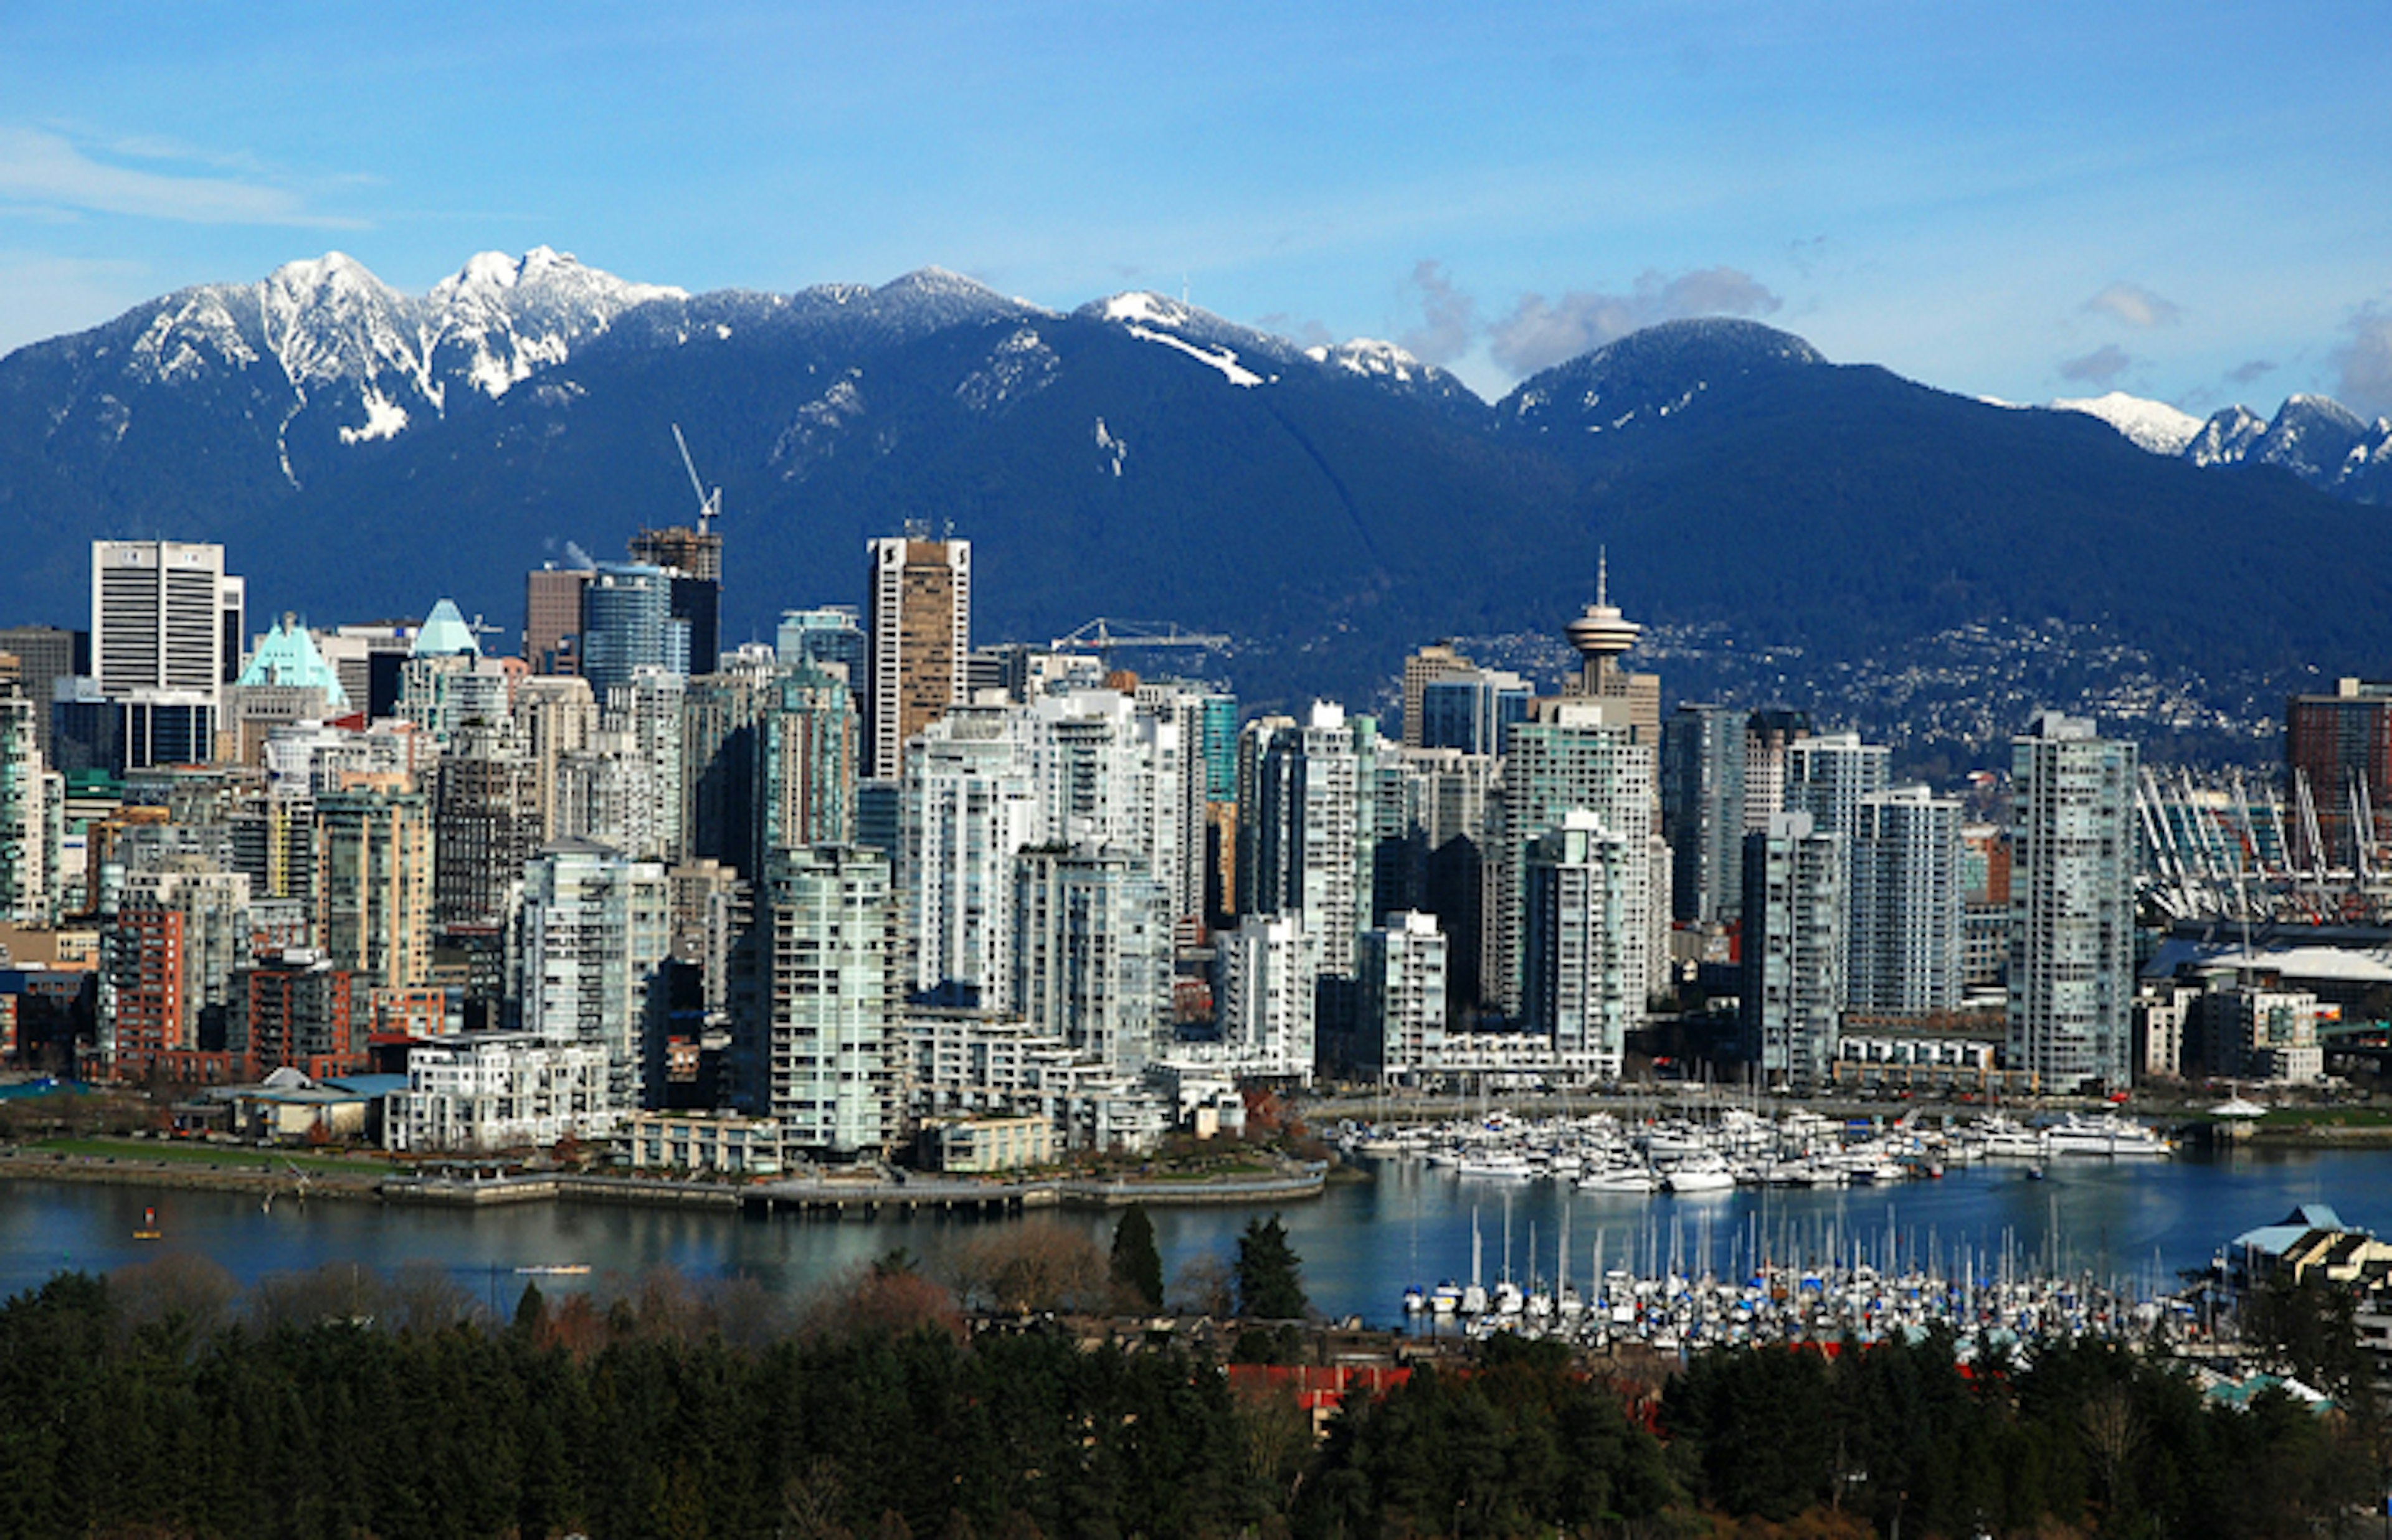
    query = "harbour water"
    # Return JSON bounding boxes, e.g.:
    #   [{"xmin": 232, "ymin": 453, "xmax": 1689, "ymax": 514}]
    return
[{"xmin": 3, "ymin": 1141, "xmax": 2381, "ymax": 1327}]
